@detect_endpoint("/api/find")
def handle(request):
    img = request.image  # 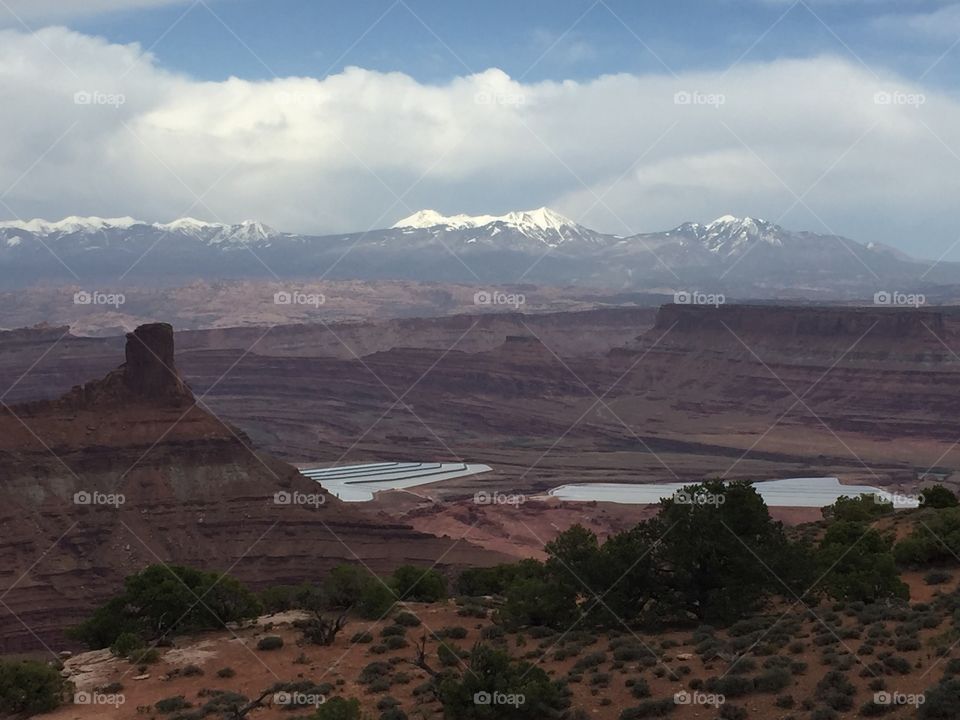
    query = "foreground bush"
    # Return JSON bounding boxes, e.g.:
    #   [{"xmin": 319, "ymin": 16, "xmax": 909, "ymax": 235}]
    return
[
  {"xmin": 437, "ymin": 644, "xmax": 566, "ymax": 719},
  {"xmin": 309, "ymin": 697, "xmax": 362, "ymax": 720},
  {"xmin": 0, "ymin": 660, "xmax": 64, "ymax": 715},
  {"xmin": 69, "ymin": 564, "xmax": 261, "ymax": 648},
  {"xmin": 896, "ymin": 508, "xmax": 960, "ymax": 566},
  {"xmin": 921, "ymin": 485, "xmax": 959, "ymax": 509},
  {"xmin": 257, "ymin": 635, "xmax": 284, "ymax": 651},
  {"xmin": 921, "ymin": 677, "xmax": 960, "ymax": 719},
  {"xmin": 497, "ymin": 481, "xmax": 815, "ymax": 630},
  {"xmin": 392, "ymin": 565, "xmax": 447, "ymax": 602}
]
